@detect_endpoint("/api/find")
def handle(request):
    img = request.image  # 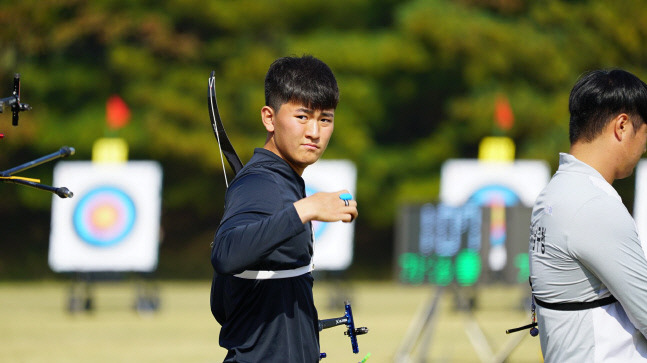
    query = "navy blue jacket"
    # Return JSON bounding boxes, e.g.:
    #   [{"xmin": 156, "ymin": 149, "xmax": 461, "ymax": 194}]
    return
[{"xmin": 211, "ymin": 148, "xmax": 319, "ymax": 363}]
